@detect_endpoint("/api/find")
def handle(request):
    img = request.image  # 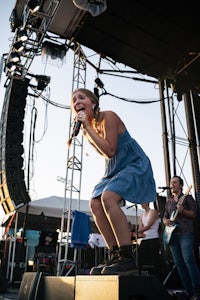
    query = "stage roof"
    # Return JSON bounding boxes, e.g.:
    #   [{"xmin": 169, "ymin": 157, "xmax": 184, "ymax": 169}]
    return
[{"xmin": 13, "ymin": 0, "xmax": 200, "ymax": 93}]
